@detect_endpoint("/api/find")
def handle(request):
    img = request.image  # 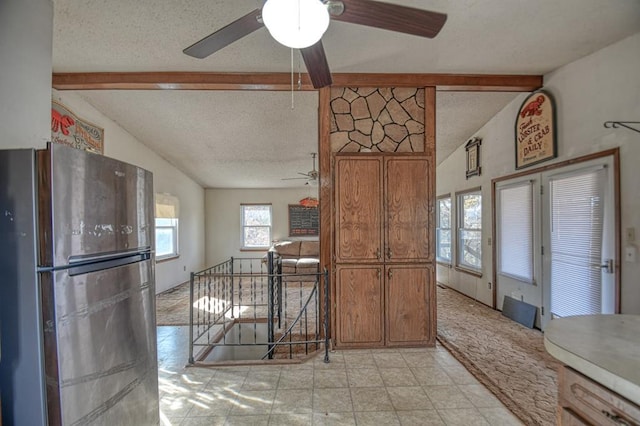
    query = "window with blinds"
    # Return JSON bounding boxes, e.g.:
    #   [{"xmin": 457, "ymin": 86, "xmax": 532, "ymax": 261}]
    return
[
  {"xmin": 497, "ymin": 181, "xmax": 534, "ymax": 283},
  {"xmin": 549, "ymin": 167, "xmax": 605, "ymax": 317},
  {"xmin": 155, "ymin": 193, "xmax": 180, "ymax": 260}
]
